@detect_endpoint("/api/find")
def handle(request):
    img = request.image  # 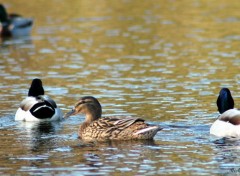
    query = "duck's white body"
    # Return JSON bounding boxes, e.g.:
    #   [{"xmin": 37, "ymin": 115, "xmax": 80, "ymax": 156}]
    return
[
  {"xmin": 15, "ymin": 105, "xmax": 62, "ymax": 121},
  {"xmin": 15, "ymin": 79, "xmax": 63, "ymax": 122},
  {"xmin": 210, "ymin": 109, "xmax": 240, "ymax": 138},
  {"xmin": 210, "ymin": 120, "xmax": 240, "ymax": 138}
]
